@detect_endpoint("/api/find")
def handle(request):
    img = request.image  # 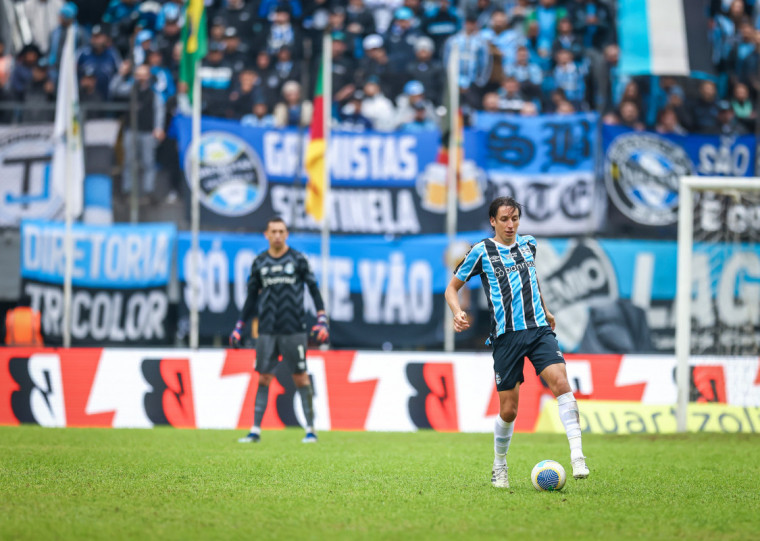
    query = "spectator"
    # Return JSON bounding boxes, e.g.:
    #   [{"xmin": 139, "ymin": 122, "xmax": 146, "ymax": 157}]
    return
[
  {"xmin": 524, "ymin": 19, "xmax": 551, "ymax": 72},
  {"xmin": 229, "ymin": 68, "xmax": 263, "ymax": 120},
  {"xmin": 77, "ymin": 25, "xmax": 121, "ymax": 100},
  {"xmin": 550, "ymin": 48, "xmax": 586, "ymax": 108},
  {"xmin": 364, "ymin": 0, "xmax": 401, "ymax": 34},
  {"xmin": 241, "ymin": 101, "xmax": 275, "ymax": 127},
  {"xmin": 731, "ymin": 20, "xmax": 757, "ymax": 85},
  {"xmin": 156, "ymin": 0, "xmax": 184, "ymax": 31},
  {"xmin": 556, "ymin": 99, "xmax": 576, "ymax": 114},
  {"xmin": 22, "ymin": 58, "xmax": 56, "ymax": 123},
  {"xmin": 444, "ymin": 13, "xmax": 492, "ymax": 95},
  {"xmin": 497, "ymin": 76, "xmax": 528, "ymax": 114},
  {"xmin": 155, "ymin": 7, "xmax": 183, "ymax": 66},
  {"xmin": 400, "ymin": 100, "xmax": 439, "ymax": 131},
  {"xmin": 23, "ymin": 0, "xmax": 64, "ymax": 54},
  {"xmin": 133, "ymin": 30, "xmax": 154, "ymax": 66},
  {"xmin": 200, "ymin": 41, "xmax": 234, "ymax": 117},
  {"xmin": 405, "ymin": 36, "xmax": 446, "ymax": 105},
  {"xmin": 328, "ymin": 7, "xmax": 354, "ymax": 57},
  {"xmin": 223, "ymin": 27, "xmax": 252, "ymax": 74},
  {"xmin": 716, "ymin": 98, "xmax": 747, "ymax": 135},
  {"xmin": 356, "ymin": 34, "xmax": 398, "ymax": 100},
  {"xmin": 619, "ymin": 100, "xmax": 645, "ymax": 131},
  {"xmin": 482, "ymin": 91, "xmax": 500, "ymax": 112},
  {"xmin": 10, "ymin": 44, "xmax": 42, "ymax": 101},
  {"xmin": 78, "ymin": 65, "xmax": 105, "ymax": 110},
  {"xmin": 521, "ymin": 101, "xmax": 539, "ymax": 116},
  {"xmin": 258, "ymin": 0, "xmax": 303, "ymax": 22},
  {"xmin": 384, "ymin": 7, "xmax": 421, "ymax": 71},
  {"xmin": 102, "ymin": 0, "xmax": 141, "ymax": 55},
  {"xmin": 219, "ymin": 0, "xmax": 258, "ymax": 44},
  {"xmin": 526, "ymin": 0, "xmax": 568, "ymax": 60},
  {"xmin": 346, "ymin": 0, "xmax": 377, "ymax": 46},
  {"xmin": 690, "ymin": 80, "xmax": 720, "ymax": 133},
  {"xmin": 713, "ymin": 0, "xmax": 745, "ymax": 72},
  {"xmin": 266, "ymin": 6, "xmax": 303, "ymax": 58},
  {"xmin": 110, "ymin": 63, "xmax": 165, "ymax": 201},
  {"xmin": 395, "ymin": 79, "xmax": 438, "ymax": 128},
  {"xmin": 360, "ymin": 77, "xmax": 397, "ymax": 131},
  {"xmin": 420, "ymin": 0, "xmax": 460, "ymax": 58},
  {"xmin": 655, "ymin": 106, "xmax": 687, "ymax": 135},
  {"xmin": 147, "ymin": 48, "xmax": 175, "ymax": 104},
  {"xmin": 209, "ymin": 16, "xmax": 227, "ymax": 44},
  {"xmin": 48, "ymin": 2, "xmax": 88, "ymax": 83},
  {"xmin": 481, "ymin": 9, "xmax": 525, "ymax": 70},
  {"xmin": 273, "ymin": 46, "xmax": 301, "ymax": 91},
  {"xmin": 505, "ymin": 45, "xmax": 543, "ymax": 98},
  {"xmin": 552, "ymin": 17, "xmax": 584, "ymax": 62},
  {"xmin": 567, "ymin": 0, "xmax": 615, "ymax": 50},
  {"xmin": 339, "ymin": 90, "xmax": 375, "ymax": 131},
  {"xmin": 255, "ymin": 51, "xmax": 280, "ymax": 110},
  {"xmin": 731, "ymin": 82, "xmax": 755, "ymax": 131},
  {"xmin": 331, "ymin": 32, "xmax": 357, "ymax": 104},
  {"xmin": 273, "ymin": 80, "xmax": 312, "ymax": 127}
]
